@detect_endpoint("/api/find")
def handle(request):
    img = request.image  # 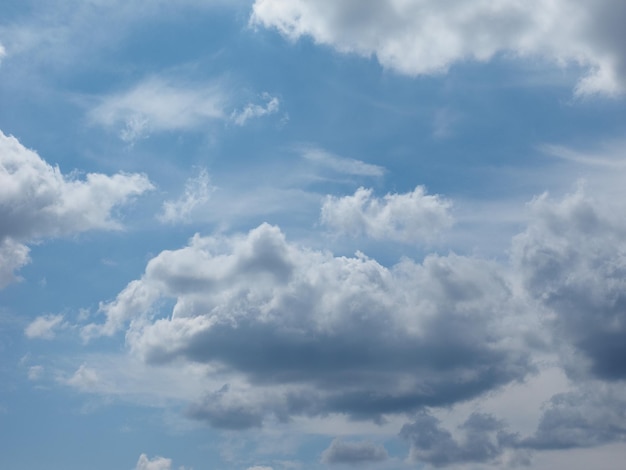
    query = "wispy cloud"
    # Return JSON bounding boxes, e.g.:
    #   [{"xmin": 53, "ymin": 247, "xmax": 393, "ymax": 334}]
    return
[
  {"xmin": 158, "ymin": 169, "xmax": 215, "ymax": 224},
  {"xmin": 301, "ymin": 147, "xmax": 385, "ymax": 177},
  {"xmin": 231, "ymin": 93, "xmax": 280, "ymax": 126}
]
